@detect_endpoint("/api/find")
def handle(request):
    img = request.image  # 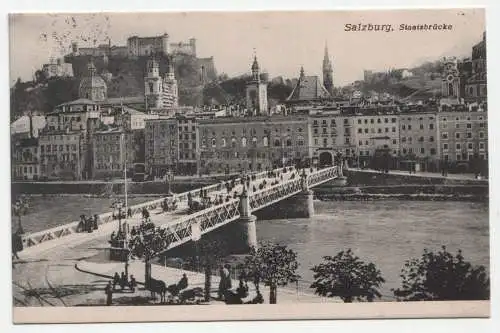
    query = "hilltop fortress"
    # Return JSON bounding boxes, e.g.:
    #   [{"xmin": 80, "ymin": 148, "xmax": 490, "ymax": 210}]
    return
[
  {"xmin": 70, "ymin": 33, "xmax": 196, "ymax": 58},
  {"xmin": 65, "ymin": 33, "xmax": 217, "ymax": 84}
]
